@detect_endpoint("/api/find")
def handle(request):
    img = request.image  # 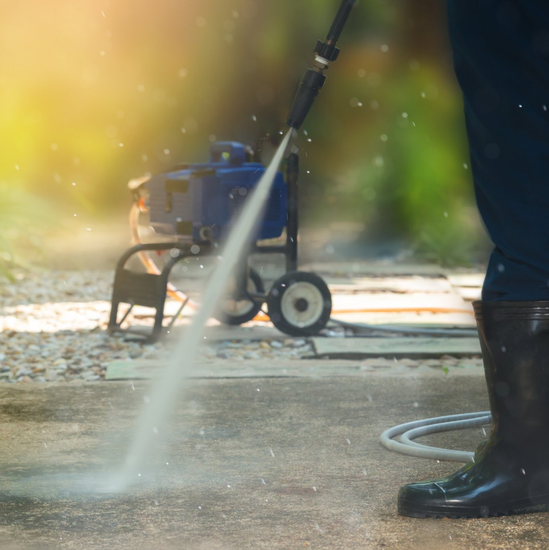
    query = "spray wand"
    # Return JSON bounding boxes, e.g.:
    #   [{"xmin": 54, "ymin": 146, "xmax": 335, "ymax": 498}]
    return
[{"xmin": 286, "ymin": 0, "xmax": 356, "ymax": 130}]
